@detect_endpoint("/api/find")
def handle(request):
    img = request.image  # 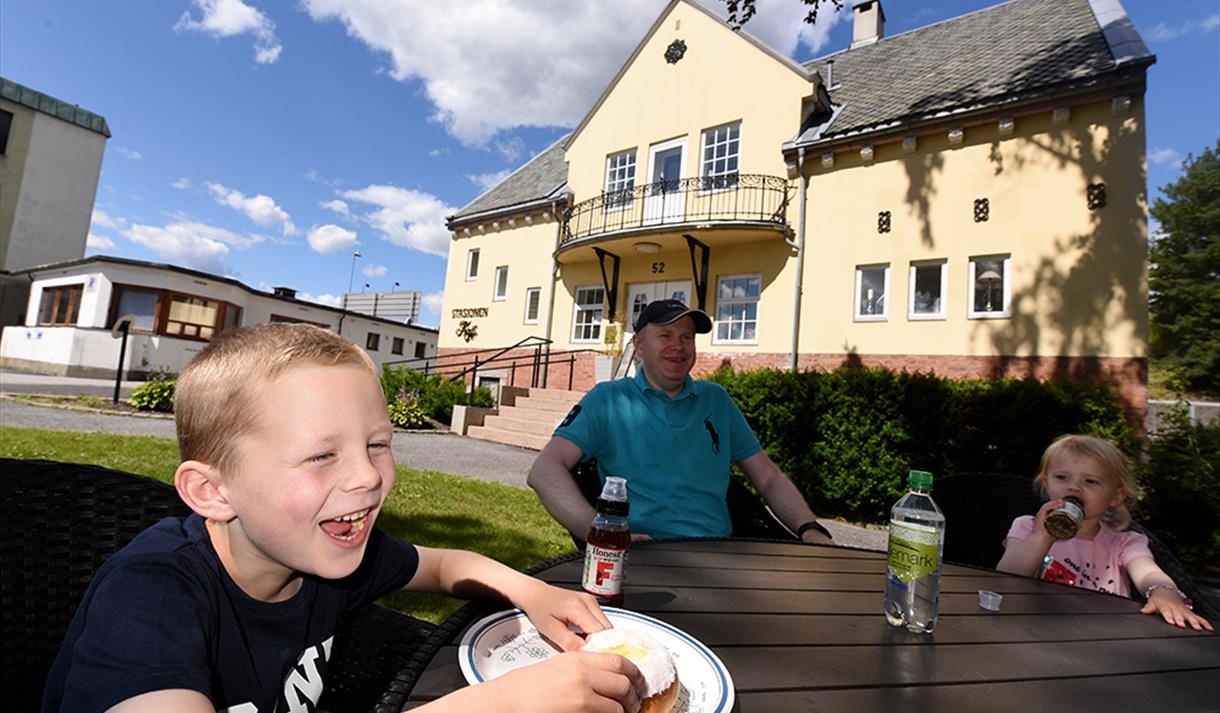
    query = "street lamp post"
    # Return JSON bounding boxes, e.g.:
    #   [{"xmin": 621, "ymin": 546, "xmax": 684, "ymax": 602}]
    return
[{"xmin": 345, "ymin": 250, "xmax": 362, "ymax": 311}]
